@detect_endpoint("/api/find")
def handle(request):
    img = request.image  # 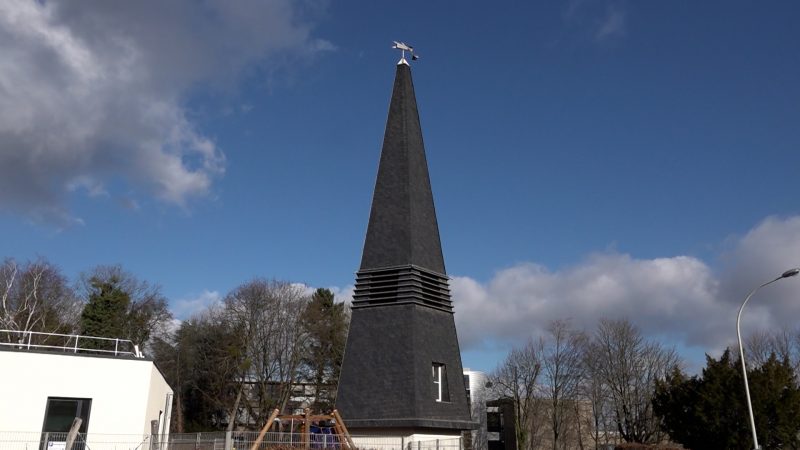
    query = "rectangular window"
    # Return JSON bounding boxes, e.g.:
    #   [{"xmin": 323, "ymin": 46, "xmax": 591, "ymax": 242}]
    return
[
  {"xmin": 486, "ymin": 411, "xmax": 503, "ymax": 432},
  {"xmin": 432, "ymin": 363, "xmax": 450, "ymax": 402},
  {"xmin": 42, "ymin": 397, "xmax": 92, "ymax": 433}
]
